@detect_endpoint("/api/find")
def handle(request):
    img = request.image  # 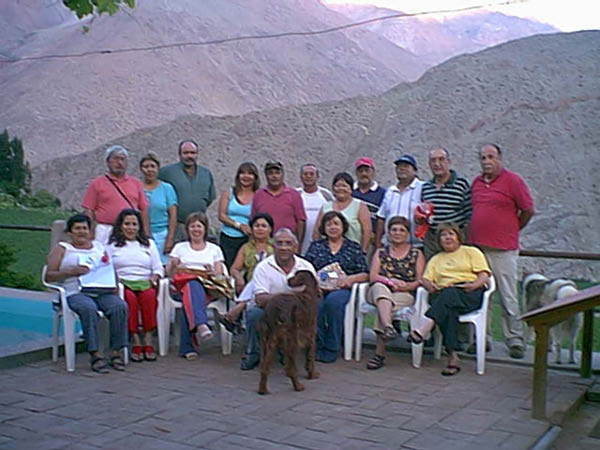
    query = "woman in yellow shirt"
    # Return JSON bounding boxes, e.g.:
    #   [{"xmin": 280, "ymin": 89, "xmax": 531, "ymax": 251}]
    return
[{"xmin": 409, "ymin": 222, "xmax": 491, "ymax": 376}]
